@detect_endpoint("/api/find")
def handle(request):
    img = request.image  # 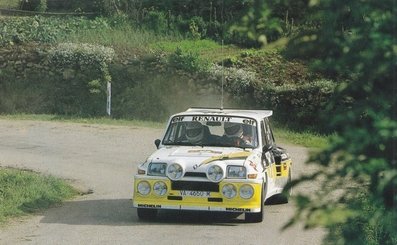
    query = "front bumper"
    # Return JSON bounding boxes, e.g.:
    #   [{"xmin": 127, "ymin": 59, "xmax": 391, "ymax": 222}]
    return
[{"xmin": 133, "ymin": 176, "xmax": 263, "ymax": 213}]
